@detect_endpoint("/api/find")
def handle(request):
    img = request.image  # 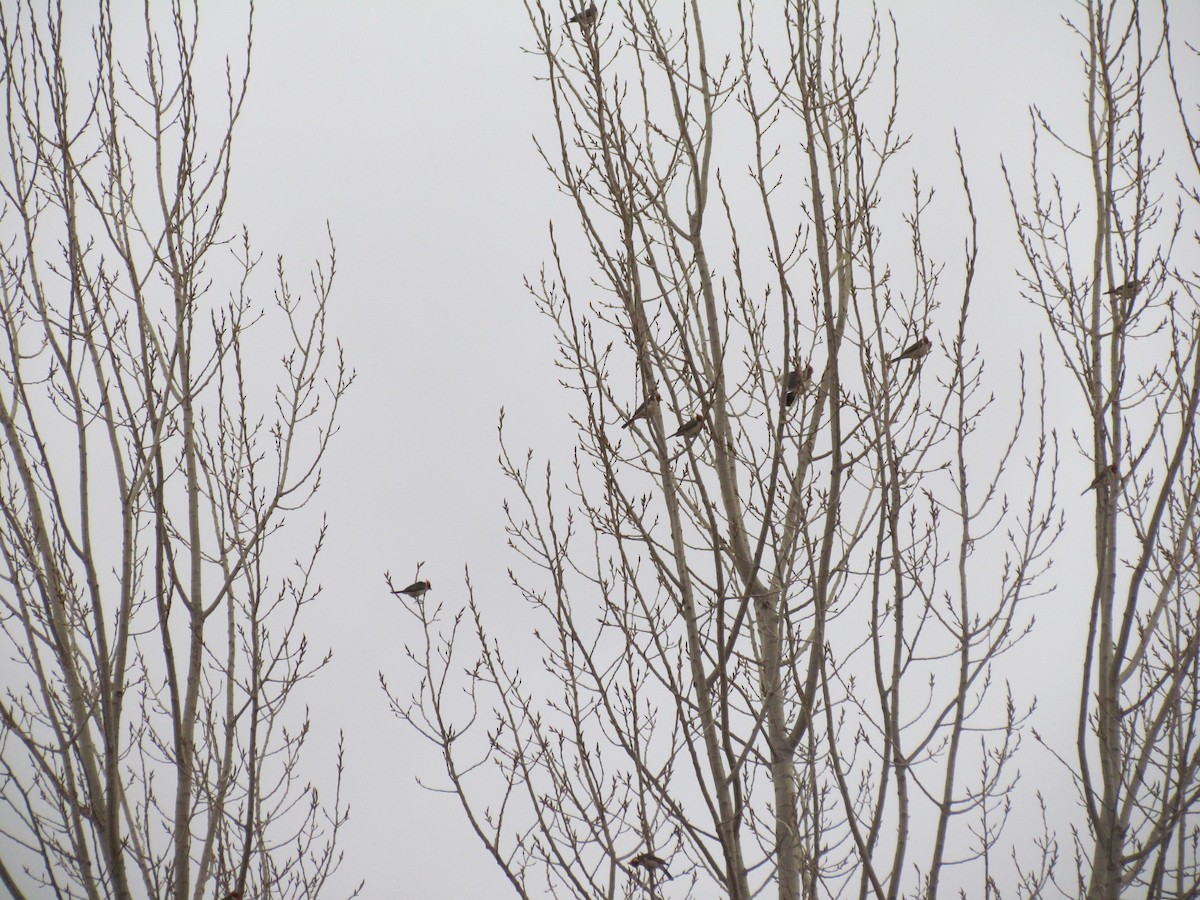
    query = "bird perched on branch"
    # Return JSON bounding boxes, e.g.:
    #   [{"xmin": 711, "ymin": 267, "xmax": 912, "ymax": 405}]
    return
[
  {"xmin": 672, "ymin": 413, "xmax": 705, "ymax": 440},
  {"xmin": 395, "ymin": 579, "xmax": 431, "ymax": 600},
  {"xmin": 1081, "ymin": 463, "xmax": 1119, "ymax": 496},
  {"xmin": 629, "ymin": 851, "xmax": 672, "ymax": 880},
  {"xmin": 1106, "ymin": 277, "xmax": 1144, "ymax": 301},
  {"xmin": 889, "ymin": 335, "xmax": 931, "ymax": 366},
  {"xmin": 567, "ymin": 2, "xmax": 597, "ymax": 29},
  {"xmin": 622, "ymin": 391, "xmax": 660, "ymax": 428},
  {"xmin": 784, "ymin": 364, "xmax": 813, "ymax": 407}
]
